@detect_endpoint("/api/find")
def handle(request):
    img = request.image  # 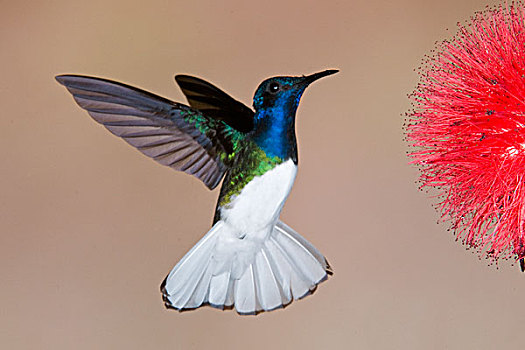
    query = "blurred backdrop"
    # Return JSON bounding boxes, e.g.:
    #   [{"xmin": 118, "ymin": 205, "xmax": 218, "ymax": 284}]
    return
[{"xmin": 2, "ymin": 0, "xmax": 524, "ymax": 349}]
